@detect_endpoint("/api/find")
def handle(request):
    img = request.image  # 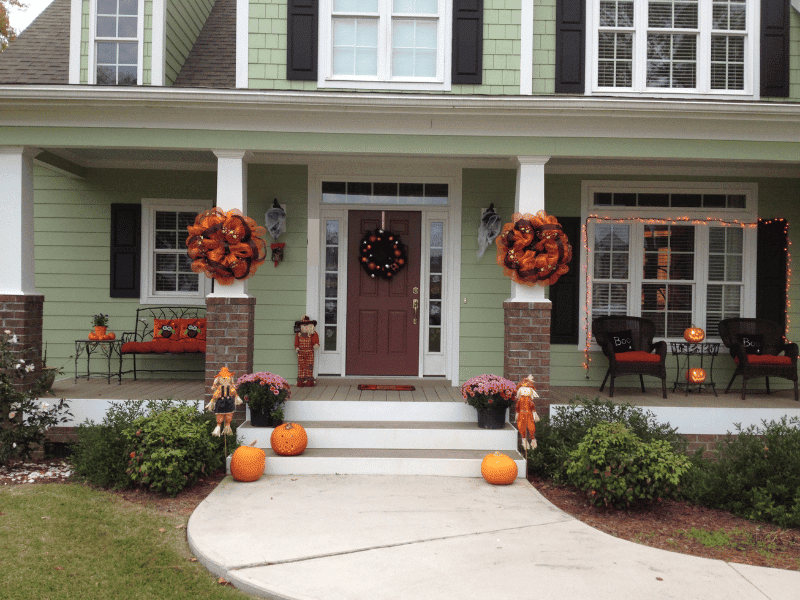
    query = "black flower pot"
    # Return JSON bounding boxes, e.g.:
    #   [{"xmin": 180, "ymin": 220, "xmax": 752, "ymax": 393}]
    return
[
  {"xmin": 250, "ymin": 411, "xmax": 282, "ymax": 428},
  {"xmin": 476, "ymin": 405, "xmax": 507, "ymax": 429}
]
